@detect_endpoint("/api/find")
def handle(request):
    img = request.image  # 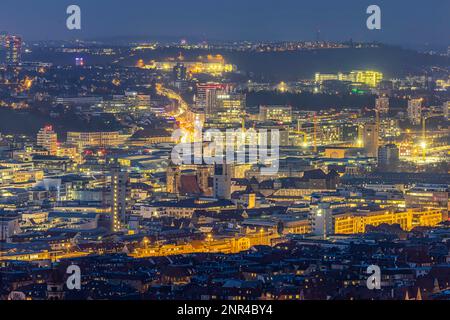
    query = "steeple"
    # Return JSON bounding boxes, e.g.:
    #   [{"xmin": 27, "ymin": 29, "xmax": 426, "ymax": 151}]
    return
[
  {"xmin": 416, "ymin": 288, "xmax": 422, "ymax": 301},
  {"xmin": 433, "ymin": 278, "xmax": 440, "ymax": 293}
]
